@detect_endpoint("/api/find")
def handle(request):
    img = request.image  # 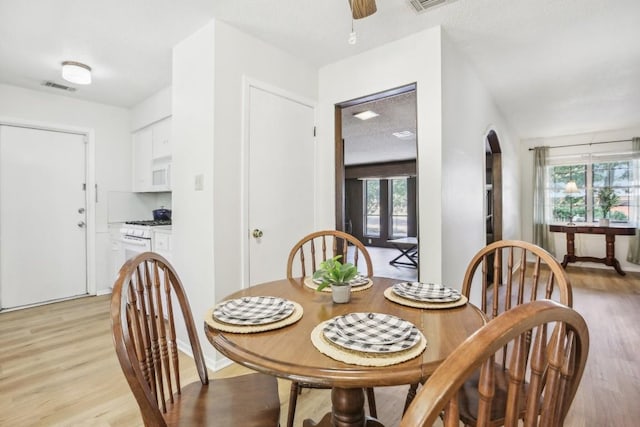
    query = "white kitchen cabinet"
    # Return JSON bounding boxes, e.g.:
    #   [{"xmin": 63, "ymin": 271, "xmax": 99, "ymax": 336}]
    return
[
  {"xmin": 152, "ymin": 117, "xmax": 171, "ymax": 159},
  {"xmin": 132, "ymin": 127, "xmax": 153, "ymax": 192},
  {"xmin": 132, "ymin": 117, "xmax": 172, "ymax": 192},
  {"xmin": 152, "ymin": 228, "xmax": 172, "ymax": 261}
]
